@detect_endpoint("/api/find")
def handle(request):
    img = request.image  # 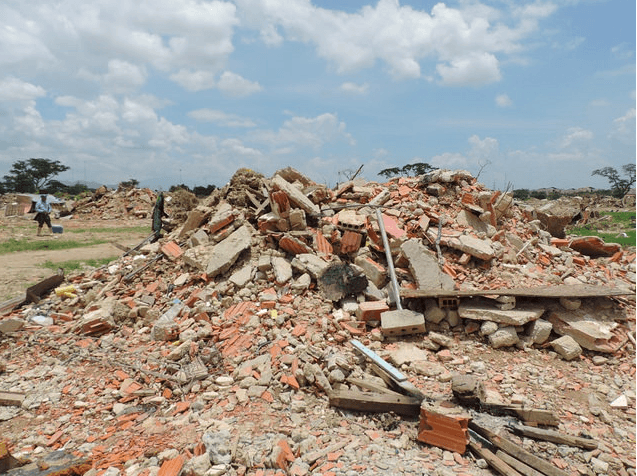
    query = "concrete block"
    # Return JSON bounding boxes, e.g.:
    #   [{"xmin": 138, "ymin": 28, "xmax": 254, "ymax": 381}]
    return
[
  {"xmin": 479, "ymin": 321, "xmax": 498, "ymax": 336},
  {"xmin": 272, "ymin": 175, "xmax": 320, "ymax": 216},
  {"xmin": 189, "ymin": 229, "xmax": 209, "ymax": 247},
  {"xmin": 488, "ymin": 326, "xmax": 519, "ymax": 348},
  {"xmin": 257, "ymin": 254, "xmax": 272, "ymax": 272},
  {"xmin": 458, "ymin": 300, "xmax": 544, "ymax": 326},
  {"xmin": 229, "ymin": 264, "xmax": 253, "ymax": 288},
  {"xmin": 291, "ymin": 253, "xmax": 329, "ymax": 279},
  {"xmin": 527, "ymin": 318, "xmax": 553, "ymax": 344},
  {"xmin": 446, "ymin": 235, "xmax": 495, "ymax": 261},
  {"xmin": 272, "ymin": 256, "xmax": 293, "ymax": 284},
  {"xmin": 424, "ymin": 299, "xmax": 446, "ymax": 324},
  {"xmin": 559, "ymin": 297, "xmax": 581, "ymax": 310},
  {"xmin": 550, "ymin": 335, "xmax": 582, "ymax": 360},
  {"xmin": 289, "ymin": 209, "xmax": 307, "ymax": 230},
  {"xmin": 401, "ymin": 239, "xmax": 455, "ymax": 290},
  {"xmin": 381, "ymin": 309, "xmax": 426, "ymax": 336},
  {"xmin": 354, "ymin": 255, "xmax": 387, "ymax": 288},
  {"xmin": 205, "ymin": 225, "xmax": 253, "ymax": 277}
]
